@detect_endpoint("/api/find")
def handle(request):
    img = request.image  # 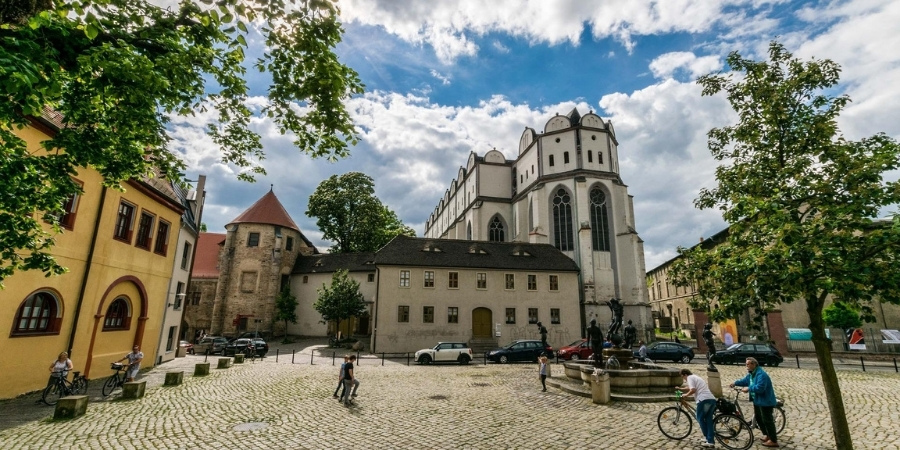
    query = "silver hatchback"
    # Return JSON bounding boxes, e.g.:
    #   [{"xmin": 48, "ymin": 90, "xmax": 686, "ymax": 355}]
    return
[{"xmin": 194, "ymin": 336, "xmax": 228, "ymax": 354}]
